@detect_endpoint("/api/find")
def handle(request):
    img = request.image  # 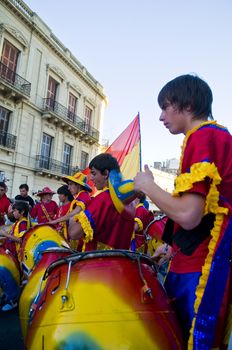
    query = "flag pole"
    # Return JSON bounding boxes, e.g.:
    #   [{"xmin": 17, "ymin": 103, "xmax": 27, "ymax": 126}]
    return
[{"xmin": 138, "ymin": 112, "xmax": 142, "ymax": 172}]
